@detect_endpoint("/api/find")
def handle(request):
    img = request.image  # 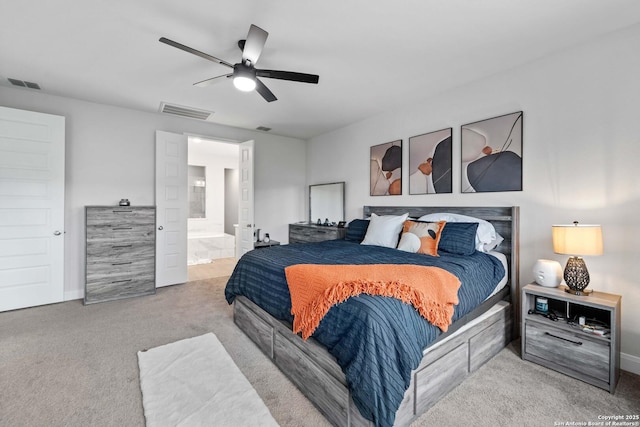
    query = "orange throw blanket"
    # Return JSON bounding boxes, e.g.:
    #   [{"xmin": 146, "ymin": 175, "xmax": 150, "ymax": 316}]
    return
[{"xmin": 284, "ymin": 264, "xmax": 461, "ymax": 340}]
